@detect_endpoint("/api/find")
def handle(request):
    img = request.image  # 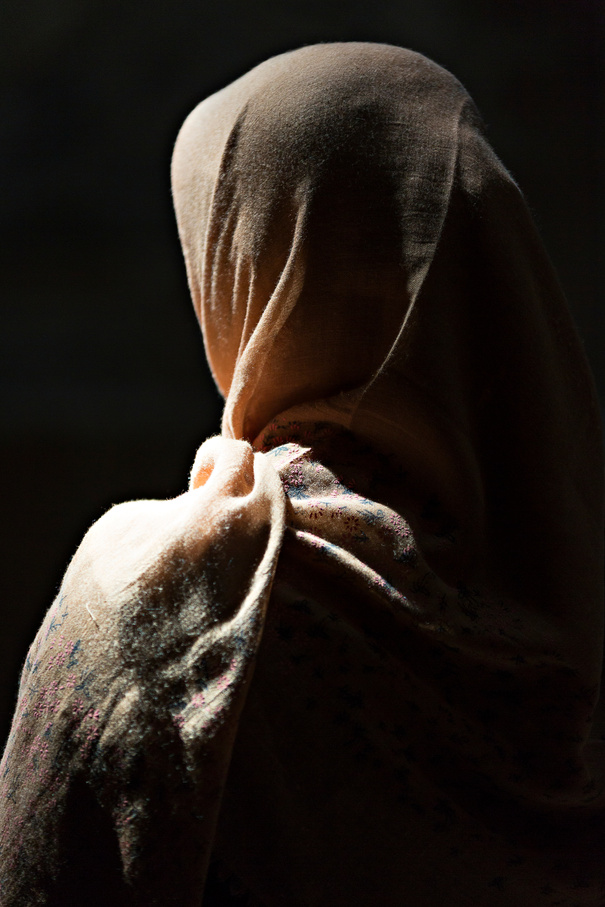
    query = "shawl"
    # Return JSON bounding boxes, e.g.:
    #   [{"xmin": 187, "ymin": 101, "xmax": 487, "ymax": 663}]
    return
[{"xmin": 1, "ymin": 42, "xmax": 604, "ymax": 907}]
